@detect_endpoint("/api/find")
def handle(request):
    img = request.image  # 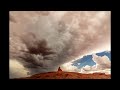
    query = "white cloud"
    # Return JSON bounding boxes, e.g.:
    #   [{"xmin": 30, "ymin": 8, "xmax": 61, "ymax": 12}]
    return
[
  {"xmin": 80, "ymin": 68, "xmax": 111, "ymax": 74},
  {"xmin": 82, "ymin": 65, "xmax": 92, "ymax": 71},
  {"xmin": 61, "ymin": 54, "xmax": 111, "ymax": 74},
  {"xmin": 92, "ymin": 54, "xmax": 111, "ymax": 69},
  {"xmin": 61, "ymin": 62, "xmax": 78, "ymax": 72},
  {"xmin": 80, "ymin": 54, "xmax": 111, "ymax": 74},
  {"xmin": 9, "ymin": 59, "xmax": 29, "ymax": 78}
]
